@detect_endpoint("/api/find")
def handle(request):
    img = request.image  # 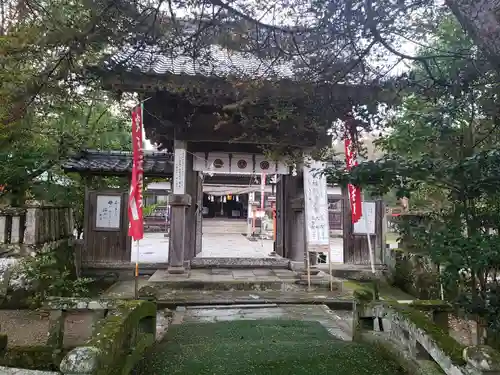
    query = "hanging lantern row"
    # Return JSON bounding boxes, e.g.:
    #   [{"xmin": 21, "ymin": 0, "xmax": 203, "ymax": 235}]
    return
[{"xmin": 207, "ymin": 194, "xmax": 241, "ymax": 202}]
